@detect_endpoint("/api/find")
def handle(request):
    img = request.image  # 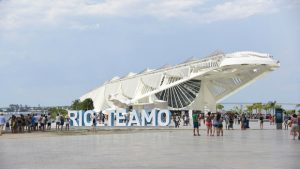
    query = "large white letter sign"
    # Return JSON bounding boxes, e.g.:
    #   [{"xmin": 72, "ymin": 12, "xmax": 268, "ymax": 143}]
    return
[
  {"xmin": 116, "ymin": 109, "xmax": 126, "ymax": 126},
  {"xmin": 108, "ymin": 111, "xmax": 115, "ymax": 127},
  {"xmin": 68, "ymin": 109, "xmax": 170, "ymax": 127},
  {"xmin": 68, "ymin": 111, "xmax": 79, "ymax": 126},
  {"xmin": 78, "ymin": 110, "xmax": 83, "ymax": 126},
  {"xmin": 141, "ymin": 109, "xmax": 157, "ymax": 126},
  {"xmin": 84, "ymin": 110, "xmax": 93, "ymax": 127},
  {"xmin": 128, "ymin": 110, "xmax": 141, "ymax": 126},
  {"xmin": 157, "ymin": 109, "xmax": 171, "ymax": 126}
]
